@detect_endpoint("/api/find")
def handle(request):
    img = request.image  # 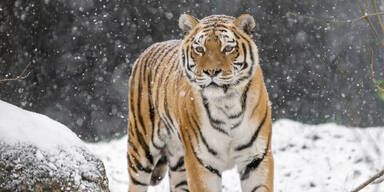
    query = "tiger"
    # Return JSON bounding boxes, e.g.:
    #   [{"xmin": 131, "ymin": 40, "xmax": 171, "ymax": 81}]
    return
[{"xmin": 127, "ymin": 13, "xmax": 273, "ymax": 192}]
